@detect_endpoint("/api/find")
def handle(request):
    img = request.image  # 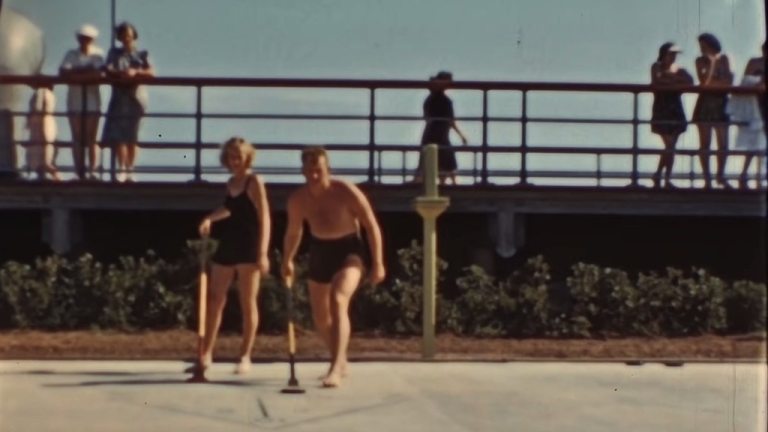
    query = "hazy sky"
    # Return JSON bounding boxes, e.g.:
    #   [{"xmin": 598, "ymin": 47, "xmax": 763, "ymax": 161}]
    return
[{"xmin": 6, "ymin": 0, "xmax": 766, "ymax": 182}]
